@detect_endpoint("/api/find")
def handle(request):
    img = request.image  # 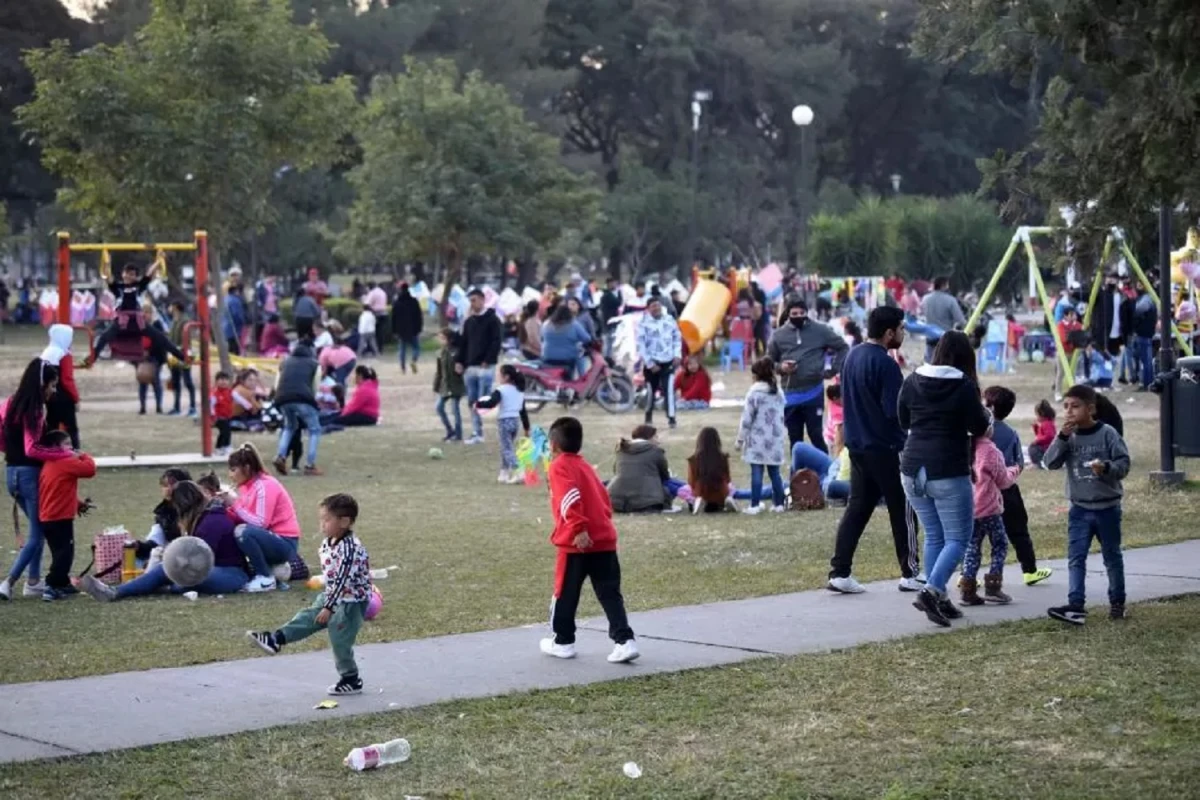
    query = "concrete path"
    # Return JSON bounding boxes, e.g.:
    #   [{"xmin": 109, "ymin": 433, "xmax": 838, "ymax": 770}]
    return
[{"xmin": 3, "ymin": 539, "xmax": 1199, "ymax": 764}]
